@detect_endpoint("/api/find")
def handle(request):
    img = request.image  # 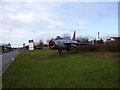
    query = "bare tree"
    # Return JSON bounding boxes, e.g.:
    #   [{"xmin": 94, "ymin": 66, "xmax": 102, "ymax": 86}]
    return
[
  {"xmin": 34, "ymin": 42, "xmax": 38, "ymax": 46},
  {"xmin": 62, "ymin": 33, "xmax": 71, "ymax": 39},
  {"xmin": 46, "ymin": 38, "xmax": 54, "ymax": 44},
  {"xmin": 76, "ymin": 36, "xmax": 89, "ymax": 43},
  {"xmin": 35, "ymin": 40, "xmax": 44, "ymax": 48},
  {"xmin": 76, "ymin": 36, "xmax": 83, "ymax": 42}
]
